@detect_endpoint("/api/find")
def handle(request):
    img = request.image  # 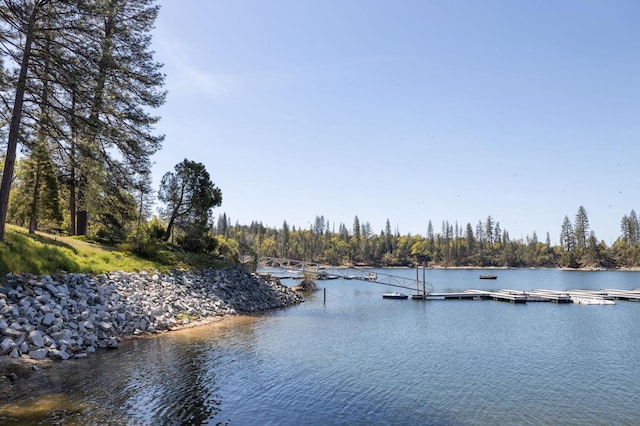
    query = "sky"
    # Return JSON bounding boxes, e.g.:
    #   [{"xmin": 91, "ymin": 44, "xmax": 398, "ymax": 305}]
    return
[{"xmin": 149, "ymin": 0, "xmax": 640, "ymax": 245}]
